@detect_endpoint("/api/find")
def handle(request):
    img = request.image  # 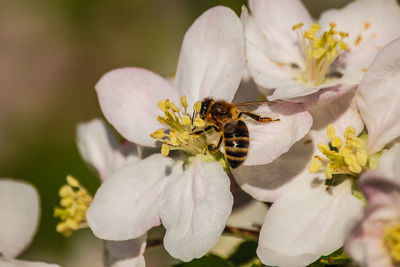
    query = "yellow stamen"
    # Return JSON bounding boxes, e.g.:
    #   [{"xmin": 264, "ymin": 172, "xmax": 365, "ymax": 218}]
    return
[
  {"xmin": 308, "ymin": 124, "xmax": 368, "ymax": 179},
  {"xmin": 384, "ymin": 223, "xmax": 400, "ymax": 264},
  {"xmin": 182, "ymin": 115, "xmax": 192, "ymax": 126},
  {"xmin": 54, "ymin": 176, "xmax": 92, "ymax": 237},
  {"xmin": 292, "ymin": 22, "xmax": 304, "ymax": 31},
  {"xmin": 161, "ymin": 142, "xmax": 170, "ymax": 157},
  {"xmin": 193, "ymin": 117, "xmax": 206, "ymax": 128},
  {"xmin": 151, "ymin": 129, "xmax": 166, "ymax": 139},
  {"xmin": 309, "ymin": 156, "xmax": 322, "ymax": 173},
  {"xmin": 180, "ymin": 95, "xmax": 188, "ymax": 109},
  {"xmin": 194, "ymin": 101, "xmax": 202, "ymax": 113},
  {"xmin": 150, "ymin": 96, "xmax": 225, "ymax": 166},
  {"xmin": 293, "ymin": 22, "xmax": 348, "ymax": 85},
  {"xmin": 67, "ymin": 175, "xmax": 80, "ymax": 188}
]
